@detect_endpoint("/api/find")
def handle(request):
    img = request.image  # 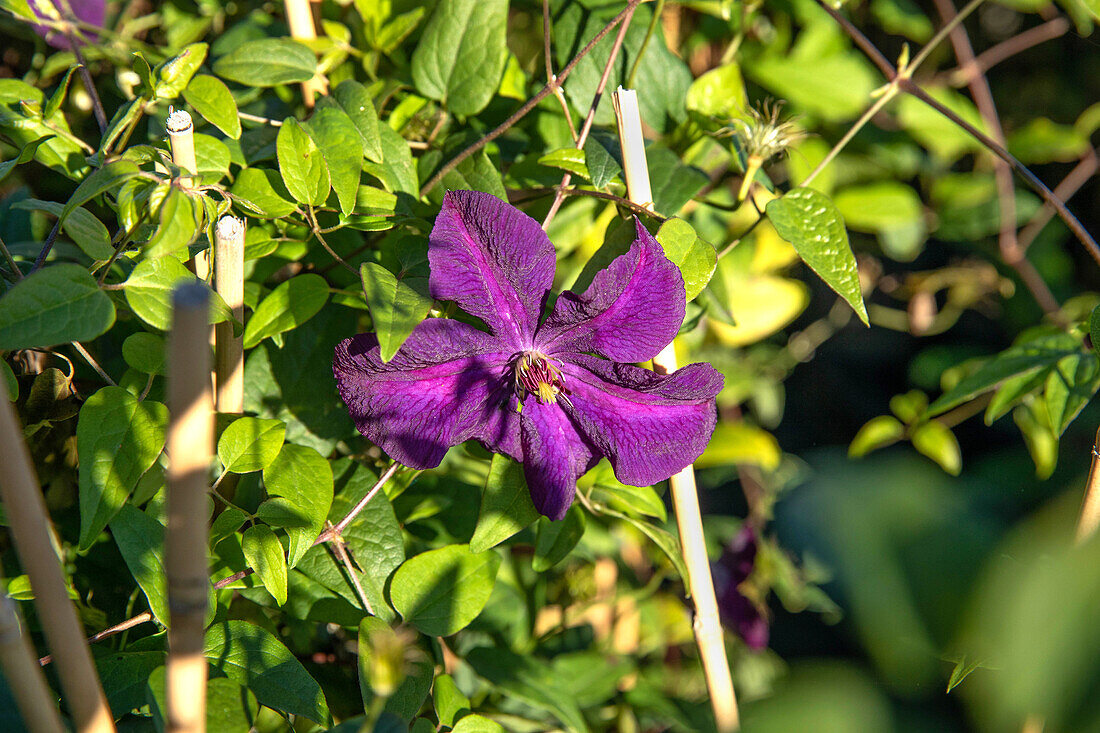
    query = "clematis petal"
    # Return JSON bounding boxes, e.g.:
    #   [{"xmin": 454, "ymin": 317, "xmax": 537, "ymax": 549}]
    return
[
  {"xmin": 537, "ymin": 219, "xmax": 685, "ymax": 363},
  {"xmin": 30, "ymin": 0, "xmax": 105, "ymax": 49},
  {"xmin": 333, "ymin": 318, "xmax": 519, "ymax": 469},
  {"xmin": 429, "ymin": 190, "xmax": 556, "ymax": 350},
  {"xmin": 520, "ymin": 399, "xmax": 596, "ymax": 521},
  {"xmin": 562, "ymin": 354, "xmax": 722, "ymax": 487}
]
